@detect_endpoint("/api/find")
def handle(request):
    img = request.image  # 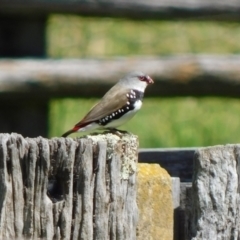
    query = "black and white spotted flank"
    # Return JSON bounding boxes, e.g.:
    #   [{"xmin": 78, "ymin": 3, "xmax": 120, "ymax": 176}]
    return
[{"xmin": 97, "ymin": 89, "xmax": 144, "ymax": 126}]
